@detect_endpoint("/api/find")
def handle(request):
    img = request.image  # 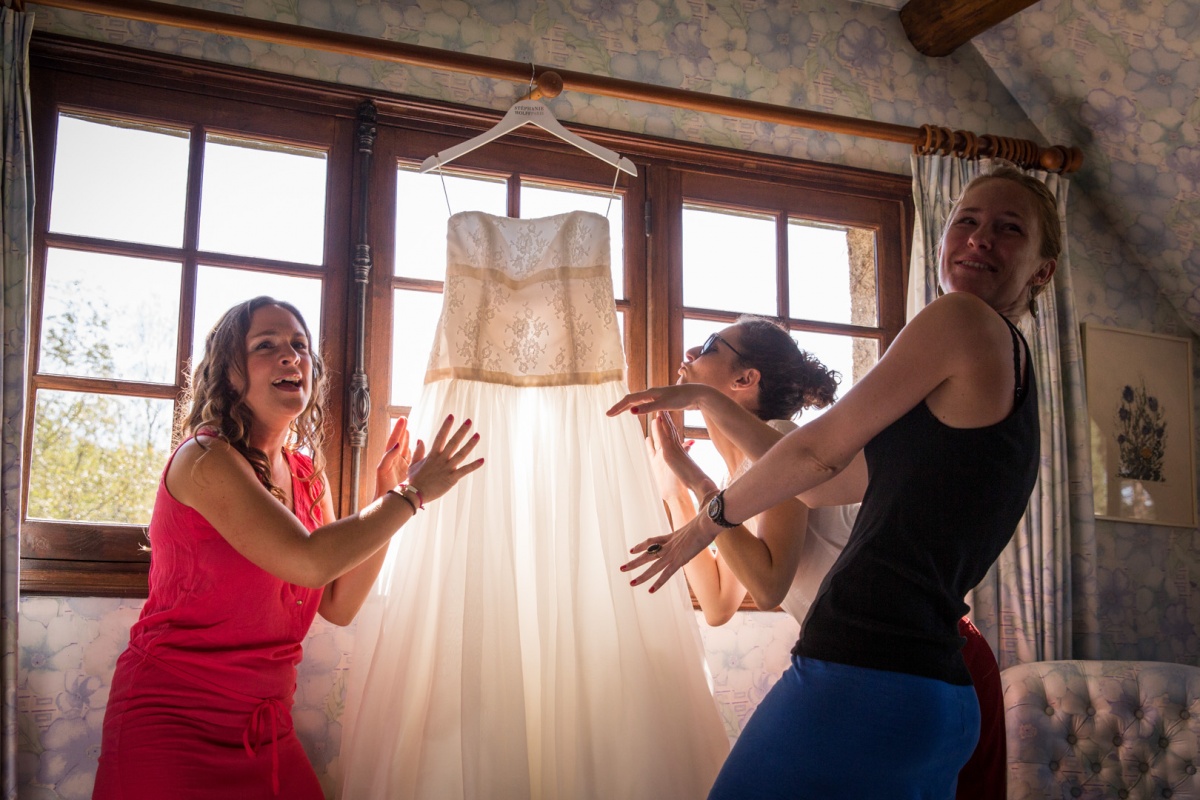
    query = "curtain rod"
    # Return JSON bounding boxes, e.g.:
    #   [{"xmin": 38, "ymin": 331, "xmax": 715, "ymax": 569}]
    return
[{"xmin": 31, "ymin": 0, "xmax": 1083, "ymax": 173}]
